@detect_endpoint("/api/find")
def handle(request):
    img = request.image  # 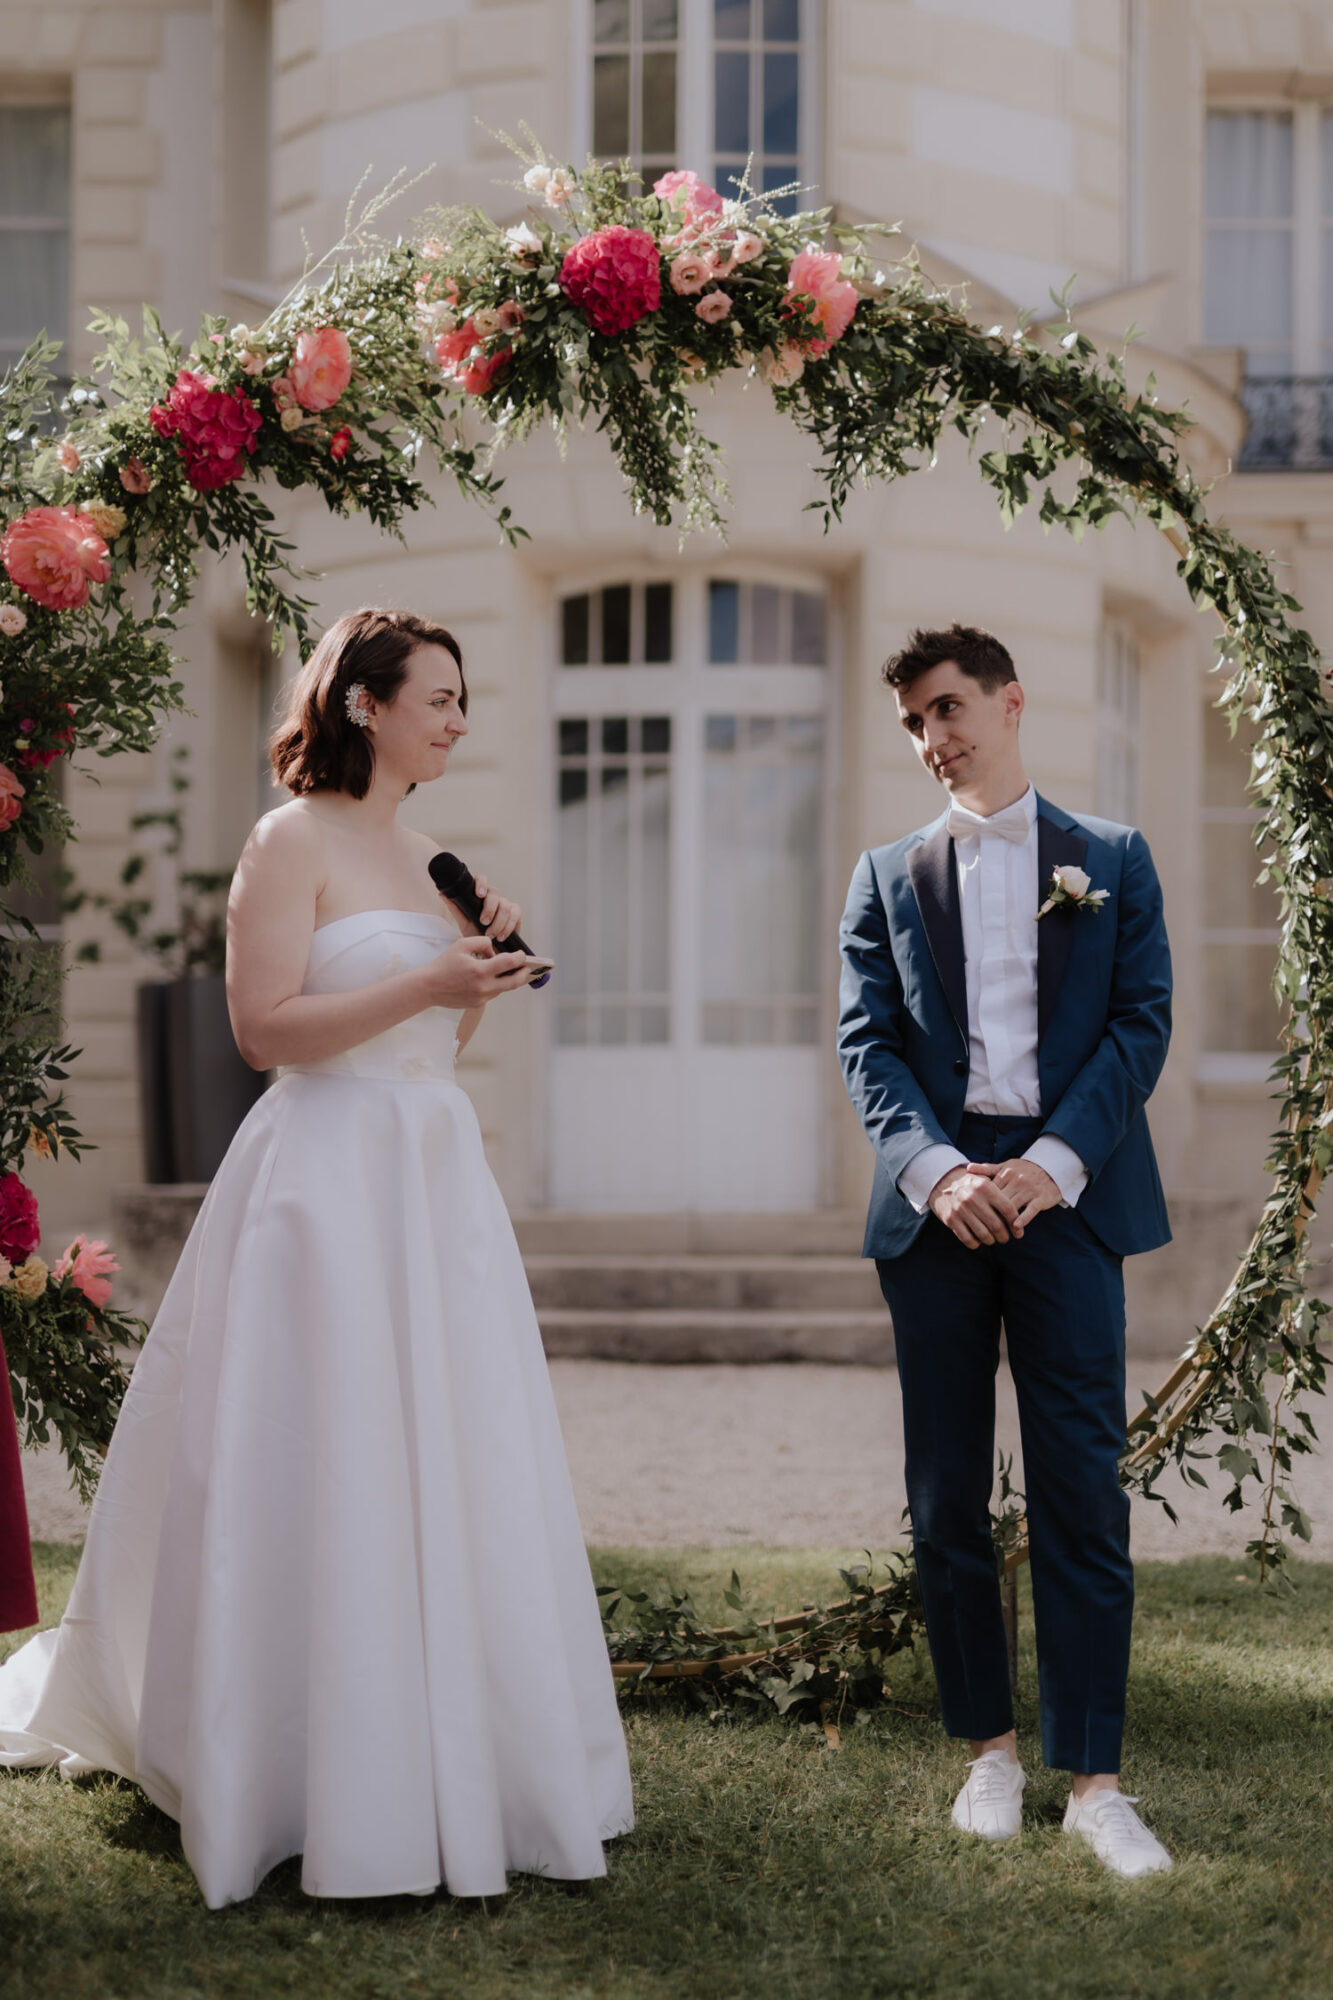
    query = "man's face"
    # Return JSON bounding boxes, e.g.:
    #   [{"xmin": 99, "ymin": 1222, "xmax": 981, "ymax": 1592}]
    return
[{"xmin": 893, "ymin": 659, "xmax": 1023, "ymax": 793}]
